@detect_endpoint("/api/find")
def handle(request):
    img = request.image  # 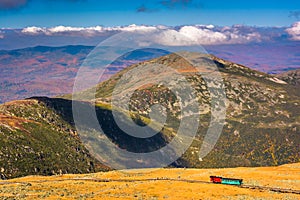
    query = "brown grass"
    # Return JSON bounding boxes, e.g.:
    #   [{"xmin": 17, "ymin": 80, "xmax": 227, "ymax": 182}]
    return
[
  {"xmin": 0, "ymin": 114, "xmax": 39, "ymax": 131},
  {"xmin": 0, "ymin": 163, "xmax": 299, "ymax": 199}
]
